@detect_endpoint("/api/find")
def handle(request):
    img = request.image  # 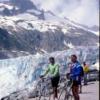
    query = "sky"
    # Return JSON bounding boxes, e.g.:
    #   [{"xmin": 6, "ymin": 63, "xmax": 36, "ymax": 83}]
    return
[
  {"xmin": 33, "ymin": 0, "xmax": 99, "ymax": 27},
  {"xmin": 0, "ymin": 0, "xmax": 99, "ymax": 27}
]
